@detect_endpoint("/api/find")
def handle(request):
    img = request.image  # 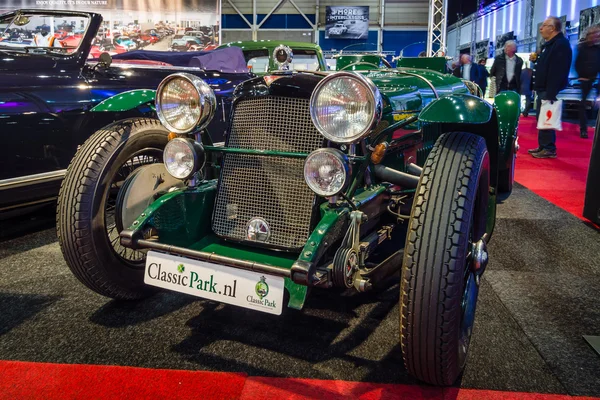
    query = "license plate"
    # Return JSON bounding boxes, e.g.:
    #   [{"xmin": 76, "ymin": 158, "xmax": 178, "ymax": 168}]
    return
[{"xmin": 144, "ymin": 251, "xmax": 284, "ymax": 315}]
